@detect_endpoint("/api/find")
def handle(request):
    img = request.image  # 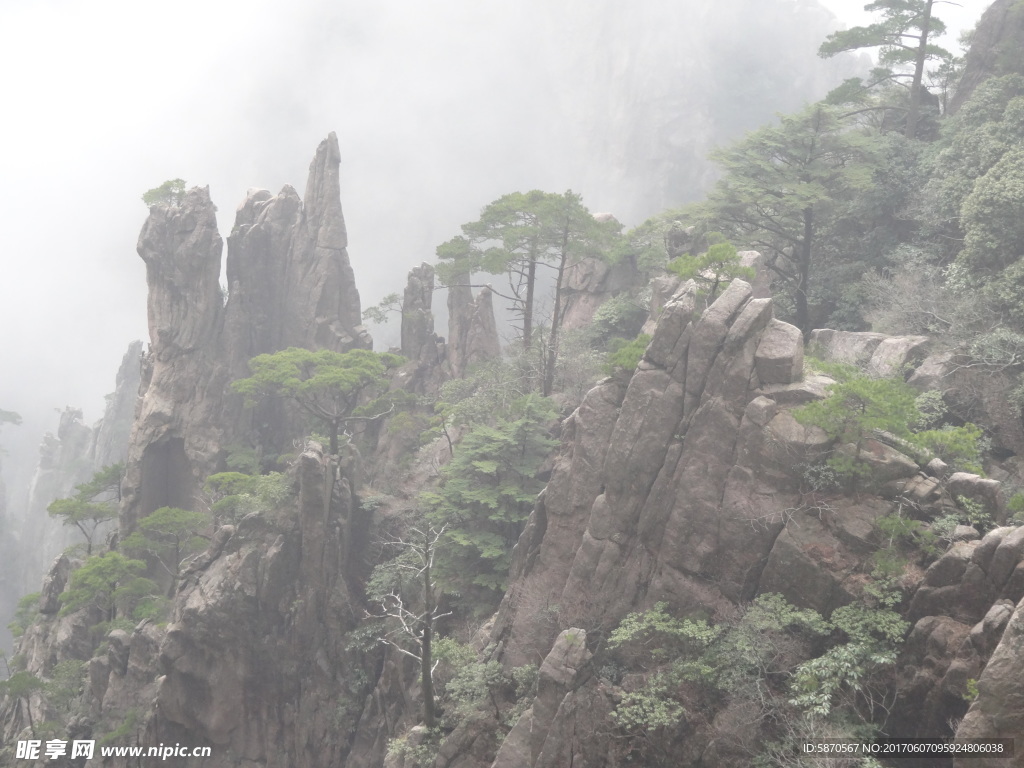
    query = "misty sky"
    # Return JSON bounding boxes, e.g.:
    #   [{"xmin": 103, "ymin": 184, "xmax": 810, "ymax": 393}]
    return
[{"xmin": 0, "ymin": 0, "xmax": 985, "ymax": 481}]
